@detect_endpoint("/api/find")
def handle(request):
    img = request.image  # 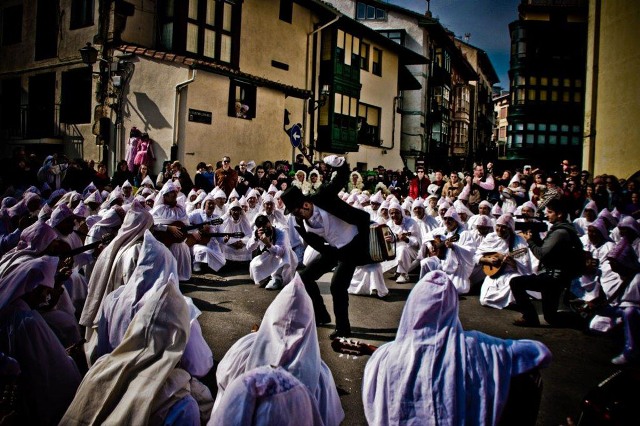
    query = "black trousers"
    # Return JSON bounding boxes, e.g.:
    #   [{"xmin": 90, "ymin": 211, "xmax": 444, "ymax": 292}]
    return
[
  {"xmin": 300, "ymin": 232, "xmax": 371, "ymax": 333},
  {"xmin": 510, "ymin": 272, "xmax": 570, "ymax": 325}
]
